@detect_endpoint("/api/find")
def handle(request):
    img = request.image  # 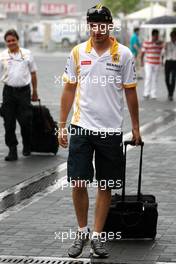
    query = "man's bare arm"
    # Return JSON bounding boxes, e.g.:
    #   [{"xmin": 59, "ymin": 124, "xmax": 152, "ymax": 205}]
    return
[
  {"xmin": 59, "ymin": 82, "xmax": 77, "ymax": 148},
  {"xmin": 125, "ymin": 88, "xmax": 142, "ymax": 145},
  {"xmin": 31, "ymin": 72, "xmax": 38, "ymax": 101},
  {"xmin": 141, "ymin": 51, "xmax": 145, "ymax": 66}
]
